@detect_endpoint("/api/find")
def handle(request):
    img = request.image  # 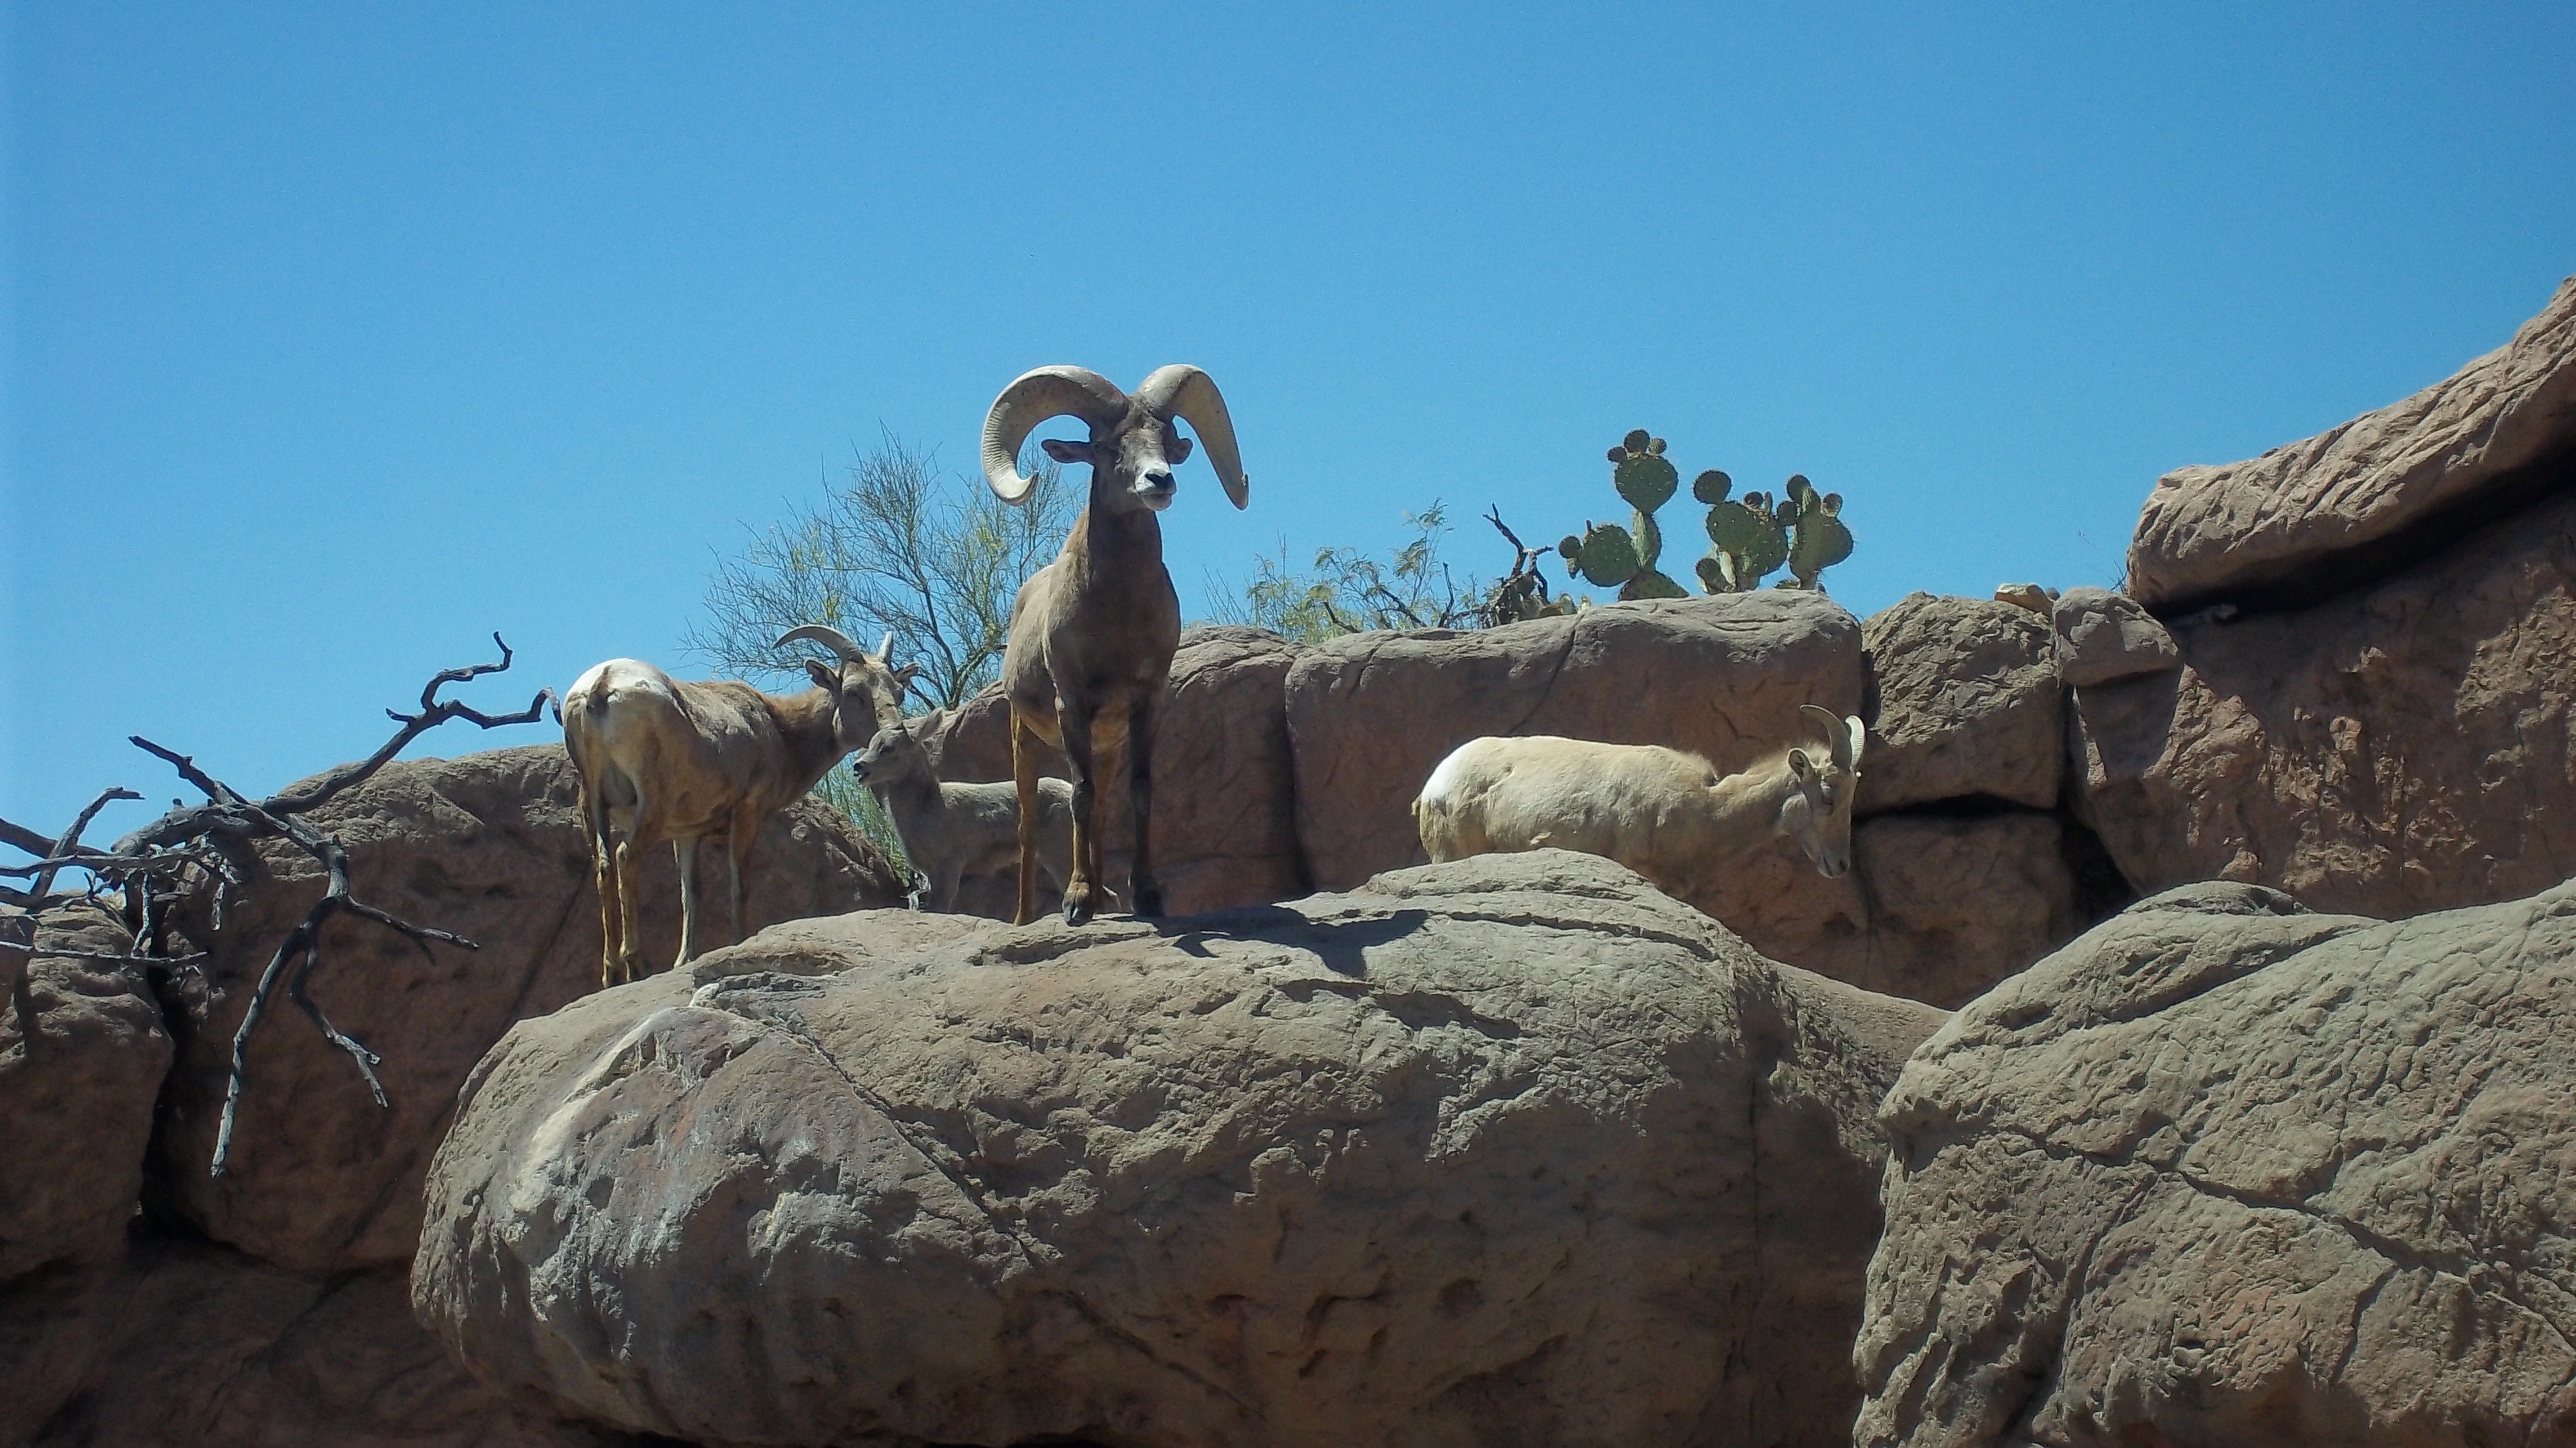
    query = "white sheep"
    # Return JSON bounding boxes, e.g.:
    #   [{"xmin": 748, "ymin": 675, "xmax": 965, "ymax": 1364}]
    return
[
  {"xmin": 564, "ymin": 625, "xmax": 912, "ymax": 986},
  {"xmin": 847, "ymin": 709, "xmax": 1077, "ymax": 914},
  {"xmin": 1411, "ymin": 705, "xmax": 1866, "ymax": 895}
]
